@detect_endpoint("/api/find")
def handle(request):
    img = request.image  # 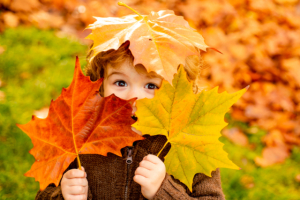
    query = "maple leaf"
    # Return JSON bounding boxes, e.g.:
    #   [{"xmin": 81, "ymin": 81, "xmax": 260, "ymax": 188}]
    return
[
  {"xmin": 132, "ymin": 65, "xmax": 247, "ymax": 191},
  {"xmin": 85, "ymin": 2, "xmax": 208, "ymax": 84},
  {"xmin": 17, "ymin": 57, "xmax": 143, "ymax": 190}
]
